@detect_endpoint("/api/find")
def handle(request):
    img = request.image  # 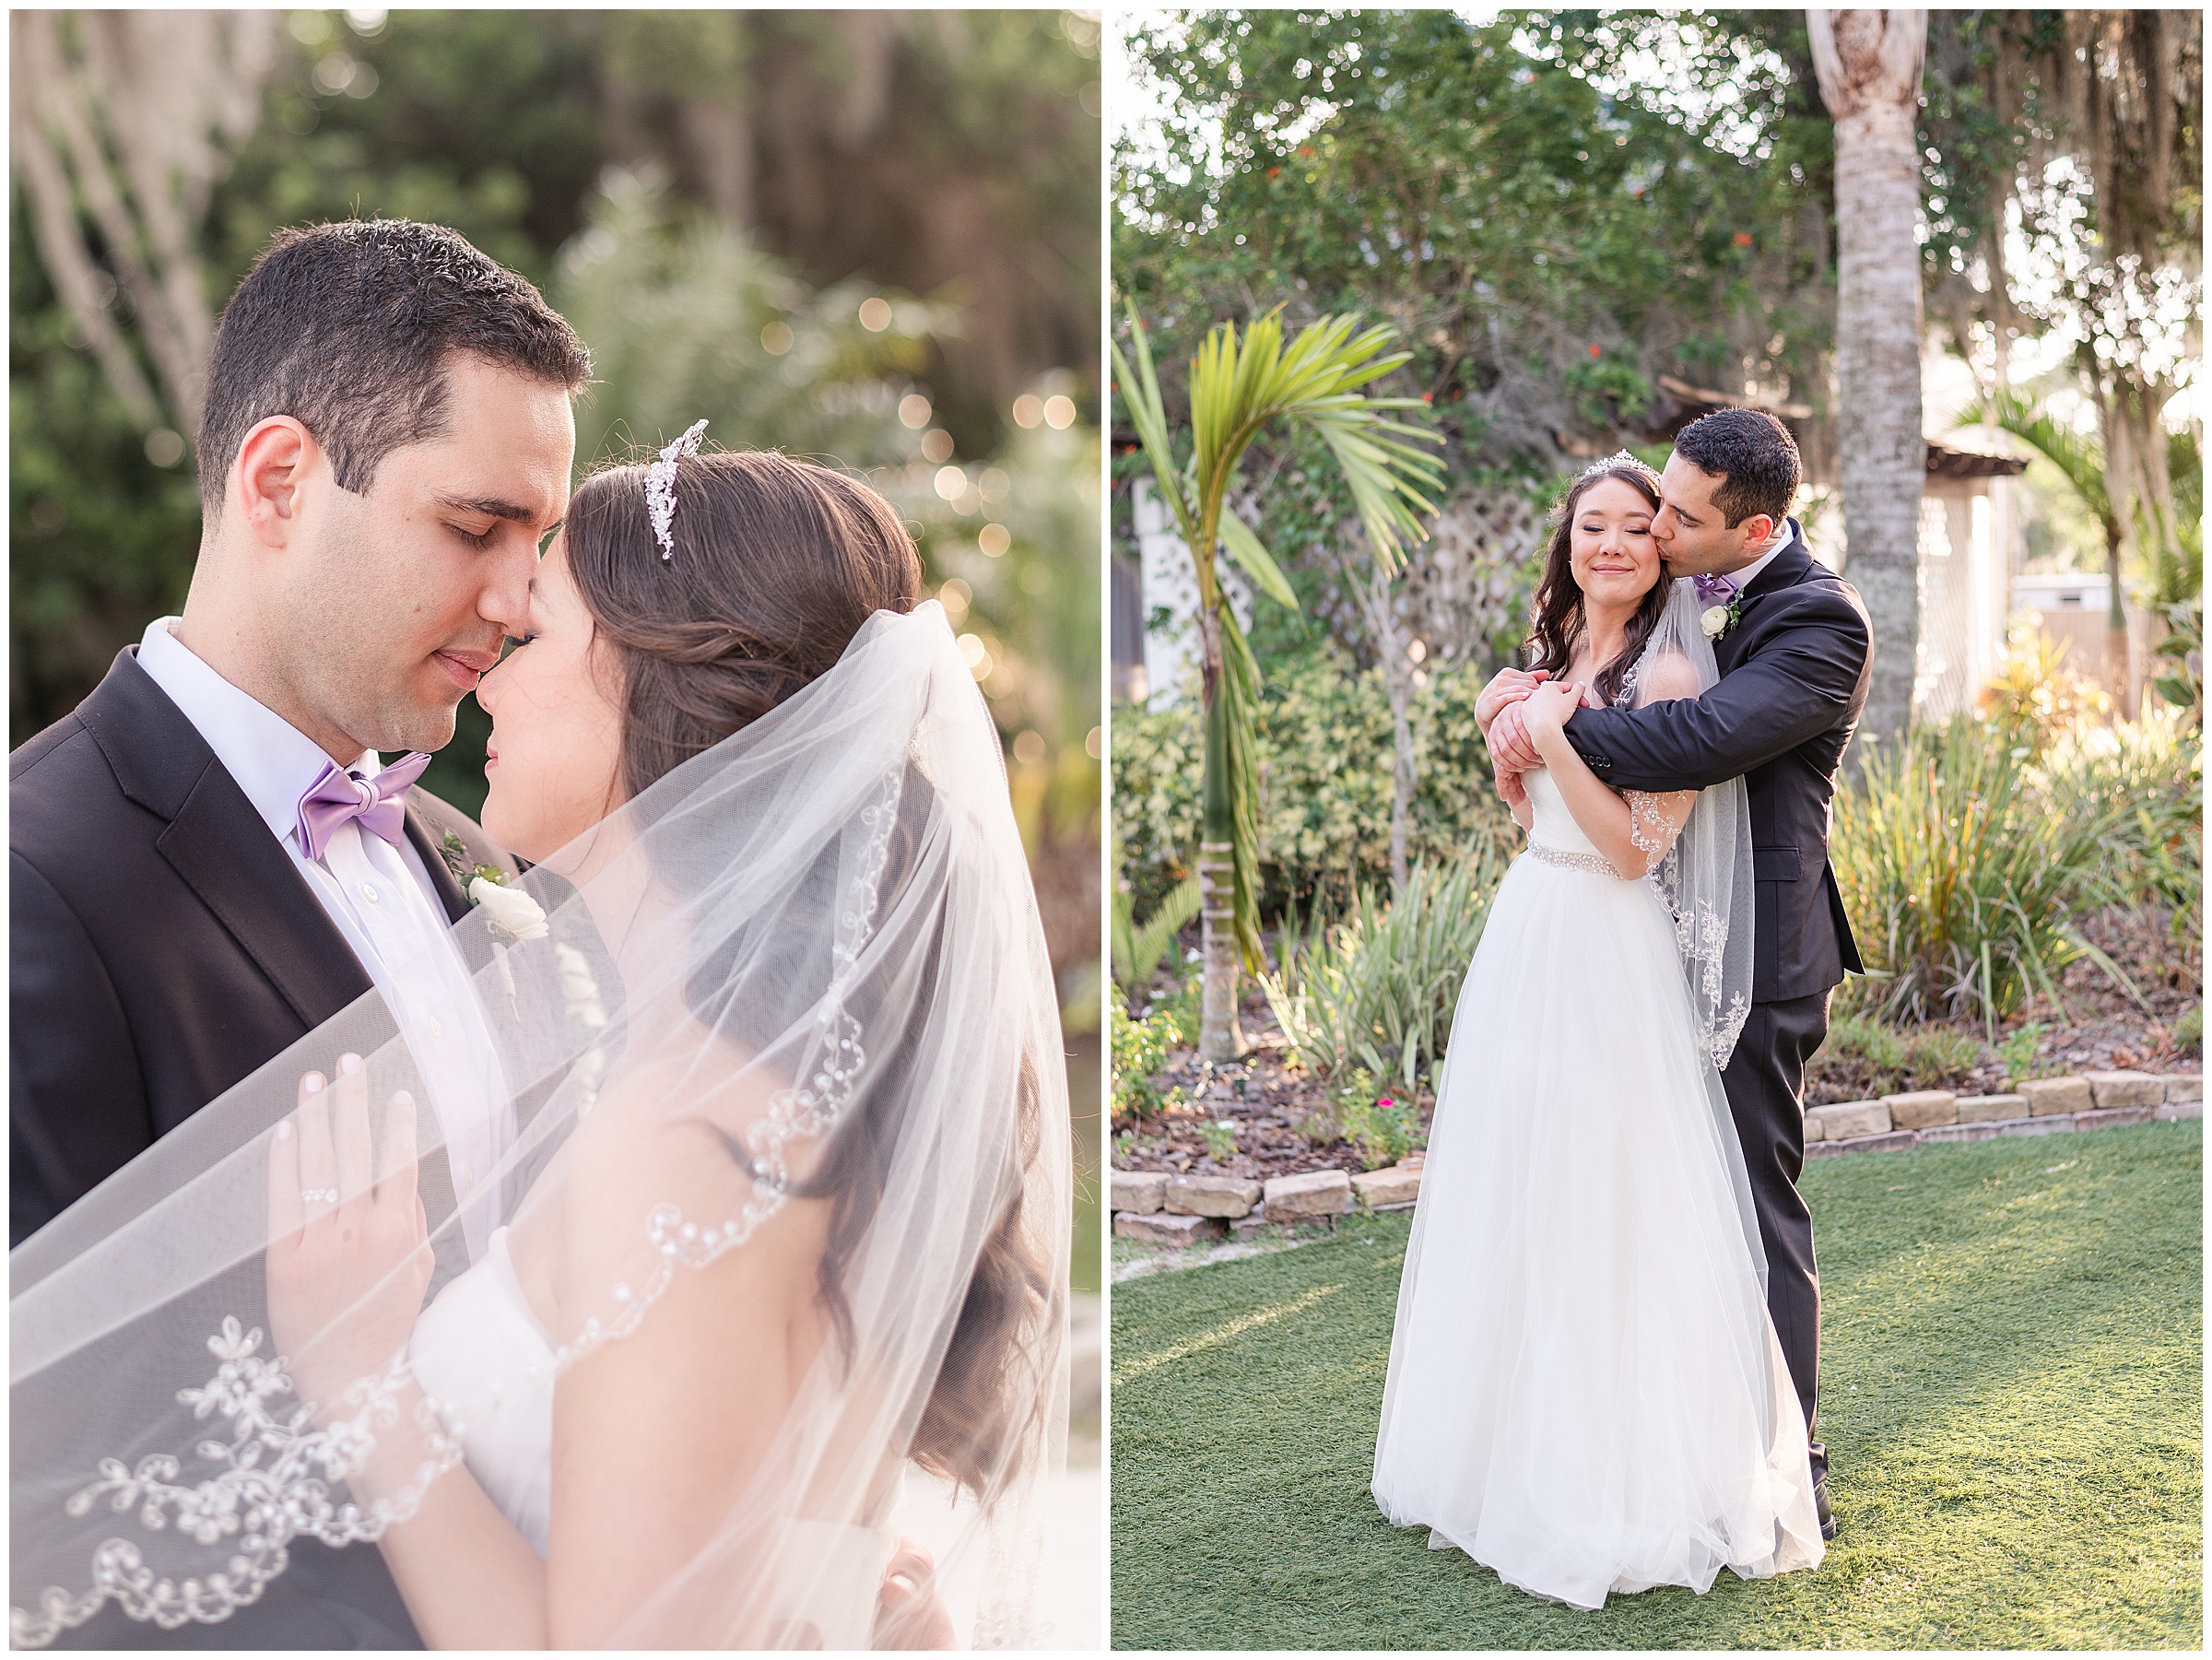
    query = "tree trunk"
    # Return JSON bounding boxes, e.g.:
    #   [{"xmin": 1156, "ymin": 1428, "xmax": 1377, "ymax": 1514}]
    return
[
  {"xmin": 1362, "ymin": 559, "xmax": 1417, "ymax": 892},
  {"xmin": 1387, "ymin": 672, "xmax": 1415, "ymax": 894},
  {"xmin": 1195, "ymin": 605, "xmax": 1245, "ymax": 1063},
  {"xmin": 1809, "ymin": 10, "xmax": 1928, "ymax": 756}
]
